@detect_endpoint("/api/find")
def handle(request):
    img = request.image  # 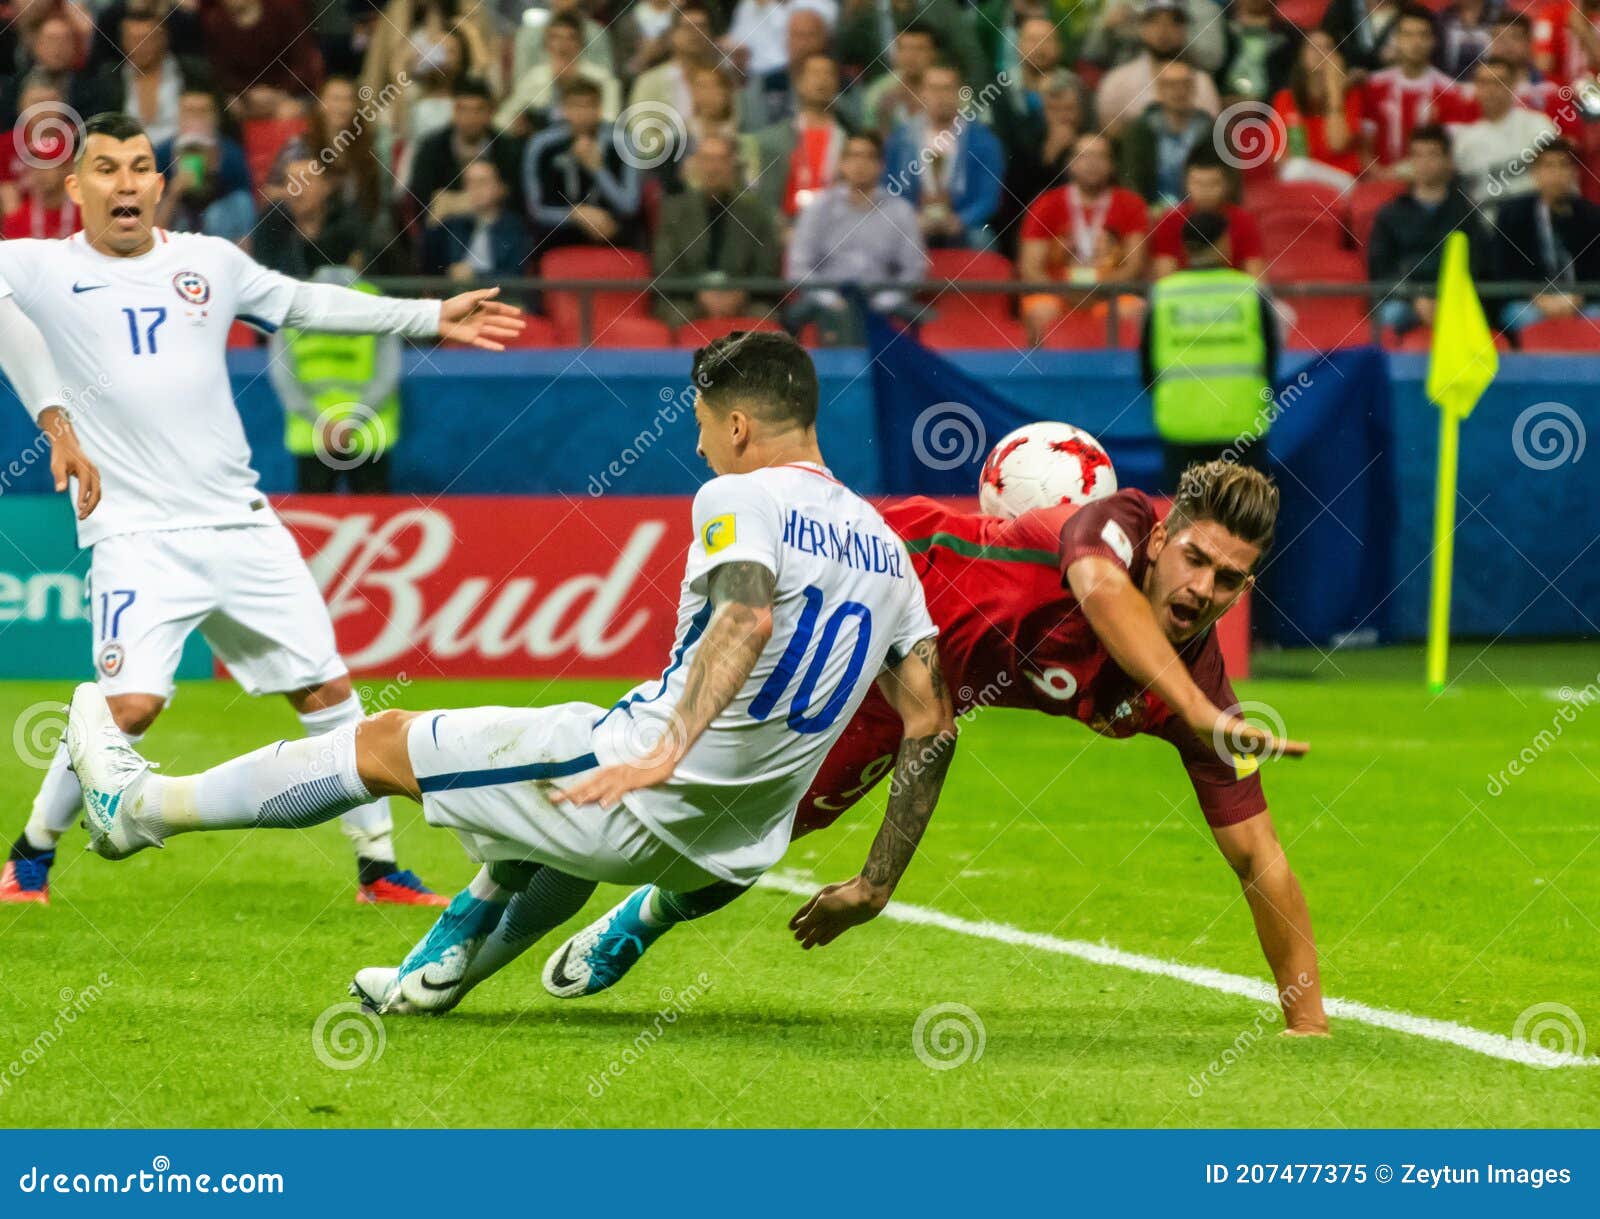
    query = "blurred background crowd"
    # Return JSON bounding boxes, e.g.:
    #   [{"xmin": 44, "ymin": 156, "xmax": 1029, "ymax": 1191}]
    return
[{"xmin": 0, "ymin": 0, "xmax": 1597, "ymax": 350}]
